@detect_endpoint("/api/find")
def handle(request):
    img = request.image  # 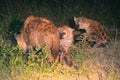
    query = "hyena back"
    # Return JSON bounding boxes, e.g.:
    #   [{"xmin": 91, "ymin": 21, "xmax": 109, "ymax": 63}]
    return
[{"xmin": 15, "ymin": 16, "xmax": 60, "ymax": 64}]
